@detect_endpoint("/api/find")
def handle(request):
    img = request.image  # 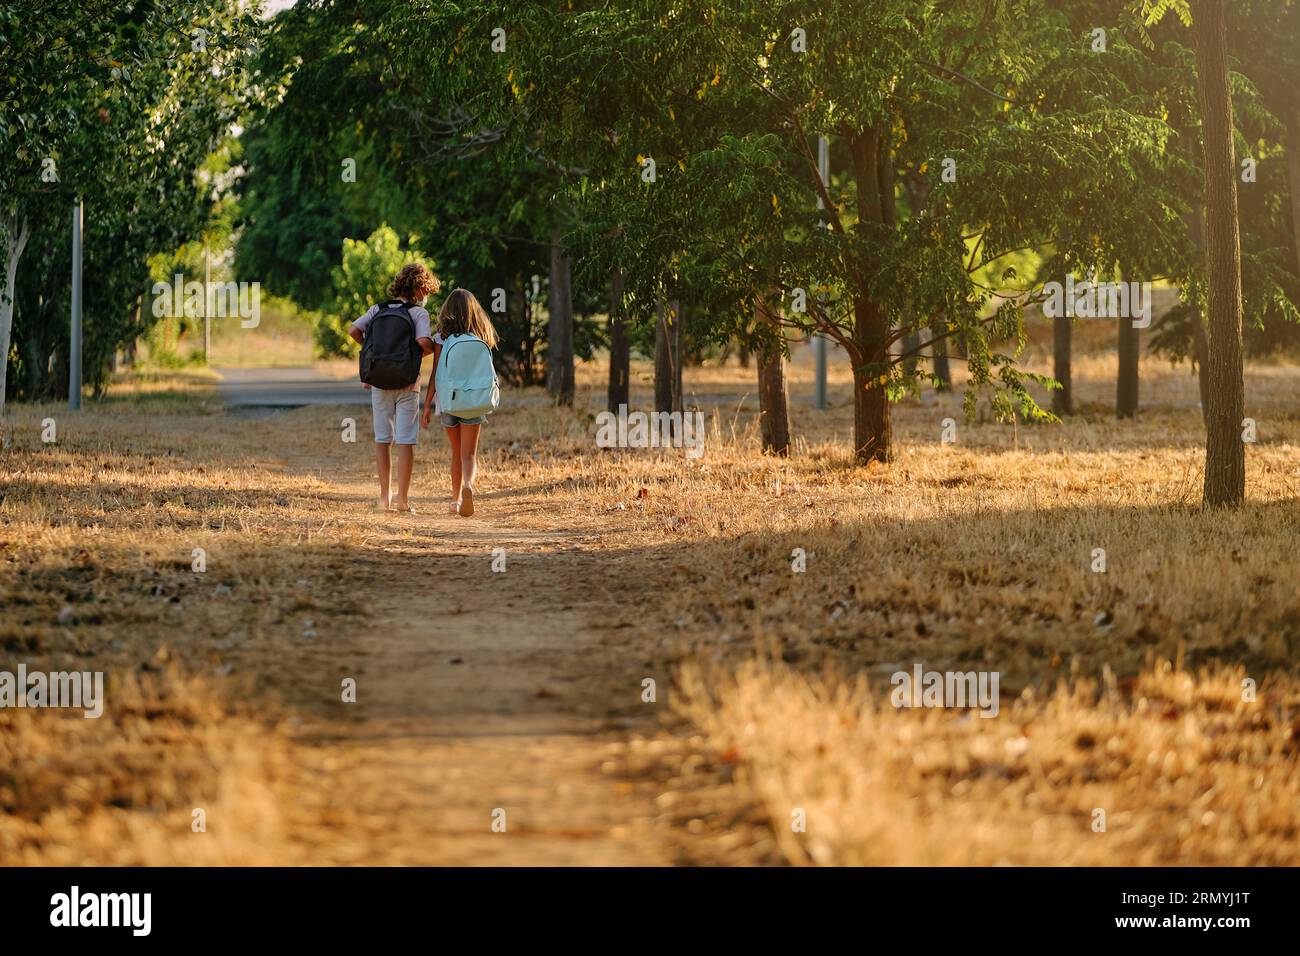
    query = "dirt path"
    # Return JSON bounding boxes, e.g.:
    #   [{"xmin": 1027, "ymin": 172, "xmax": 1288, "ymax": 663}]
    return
[
  {"xmin": 278, "ymin": 462, "xmax": 680, "ymax": 865},
  {"xmin": 0, "ymin": 381, "xmax": 772, "ymax": 865}
]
